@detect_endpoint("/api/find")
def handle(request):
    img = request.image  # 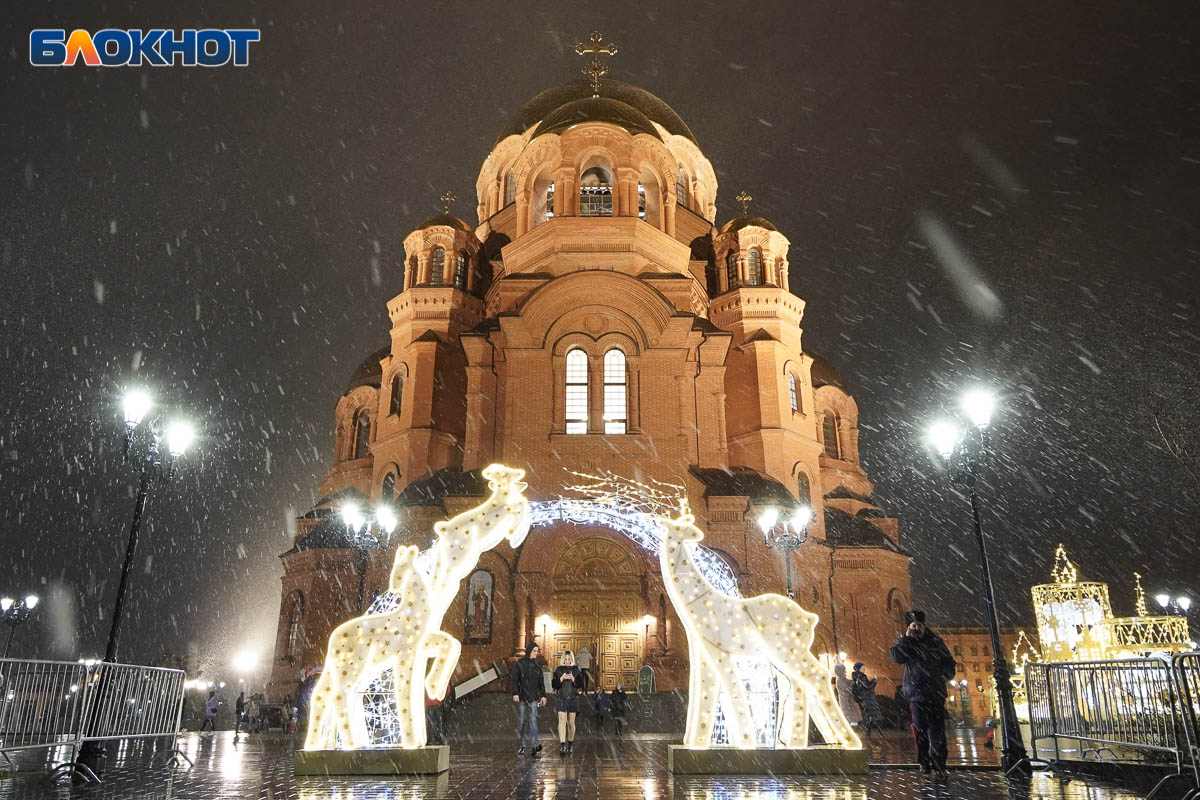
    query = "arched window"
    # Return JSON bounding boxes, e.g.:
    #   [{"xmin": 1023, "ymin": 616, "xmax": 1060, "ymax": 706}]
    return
[
  {"xmin": 454, "ymin": 251, "xmax": 469, "ymax": 290},
  {"xmin": 284, "ymin": 592, "xmax": 304, "ymax": 660},
  {"xmin": 603, "ymin": 349, "xmax": 627, "ymax": 435},
  {"xmin": 579, "ymin": 167, "xmax": 613, "ymax": 217},
  {"xmin": 353, "ymin": 410, "xmax": 371, "ymax": 459},
  {"xmin": 637, "ymin": 183, "xmax": 646, "ymax": 219},
  {"xmin": 389, "ymin": 372, "xmax": 404, "ymax": 416},
  {"xmin": 505, "ymin": 169, "xmax": 516, "ymax": 206},
  {"xmin": 676, "ymin": 169, "xmax": 690, "ymax": 210},
  {"xmin": 565, "ymin": 349, "xmax": 588, "ymax": 434},
  {"xmin": 822, "ymin": 412, "xmax": 840, "ymax": 459},
  {"xmin": 788, "ymin": 373, "xmax": 800, "ymax": 412},
  {"xmin": 429, "ymin": 247, "xmax": 445, "ymax": 286},
  {"xmin": 797, "ymin": 471, "xmax": 812, "ymax": 507},
  {"xmin": 381, "ymin": 471, "xmax": 397, "ymax": 501},
  {"xmin": 725, "ymin": 251, "xmax": 739, "ymax": 291},
  {"xmin": 747, "ymin": 249, "xmax": 764, "ymax": 286}
]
